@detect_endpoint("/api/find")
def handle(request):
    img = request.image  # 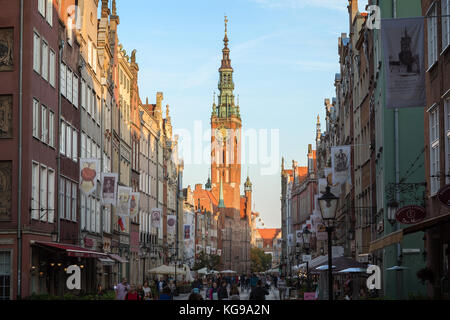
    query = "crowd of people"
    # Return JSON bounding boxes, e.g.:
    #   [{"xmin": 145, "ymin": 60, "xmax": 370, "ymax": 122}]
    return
[{"xmin": 113, "ymin": 273, "xmax": 371, "ymax": 300}]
